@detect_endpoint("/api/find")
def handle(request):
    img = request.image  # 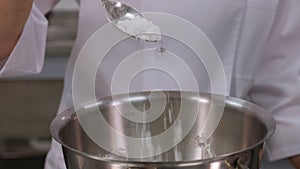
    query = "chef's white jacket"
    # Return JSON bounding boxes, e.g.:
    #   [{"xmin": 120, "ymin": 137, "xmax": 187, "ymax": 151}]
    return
[{"xmin": 1, "ymin": 0, "xmax": 300, "ymax": 169}]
